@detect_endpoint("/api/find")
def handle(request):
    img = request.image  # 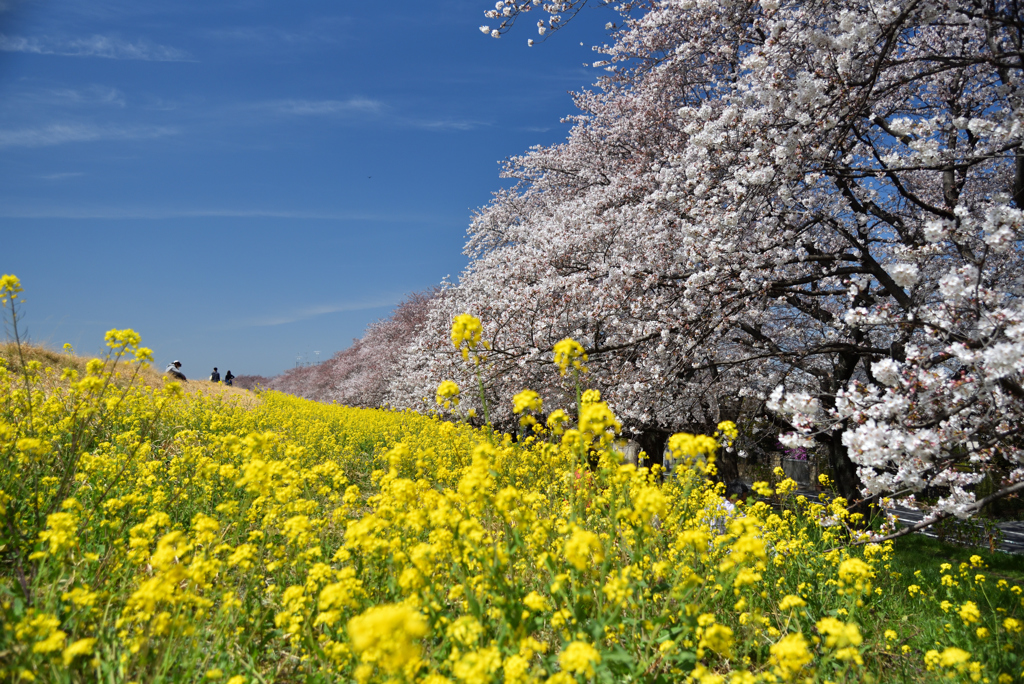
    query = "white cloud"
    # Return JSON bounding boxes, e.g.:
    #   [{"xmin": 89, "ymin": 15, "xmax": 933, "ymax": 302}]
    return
[
  {"xmin": 254, "ymin": 98, "xmax": 484, "ymax": 130},
  {"xmin": 261, "ymin": 98, "xmax": 384, "ymax": 116},
  {"xmin": 0, "ymin": 34, "xmax": 193, "ymax": 61},
  {"xmin": 0, "ymin": 123, "xmax": 177, "ymax": 148},
  {"xmin": 237, "ymin": 299, "xmax": 400, "ymax": 328},
  {"xmin": 35, "ymin": 171, "xmax": 85, "ymax": 180},
  {"xmin": 0, "ymin": 206, "xmax": 447, "ymax": 221},
  {"xmin": 49, "ymin": 86, "xmax": 127, "ymax": 107},
  {"xmin": 201, "ymin": 23, "xmax": 347, "ymax": 47},
  {"xmin": 406, "ymin": 117, "xmax": 485, "ymax": 131},
  {"xmin": 0, "ymin": 85, "xmax": 126, "ymax": 119}
]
